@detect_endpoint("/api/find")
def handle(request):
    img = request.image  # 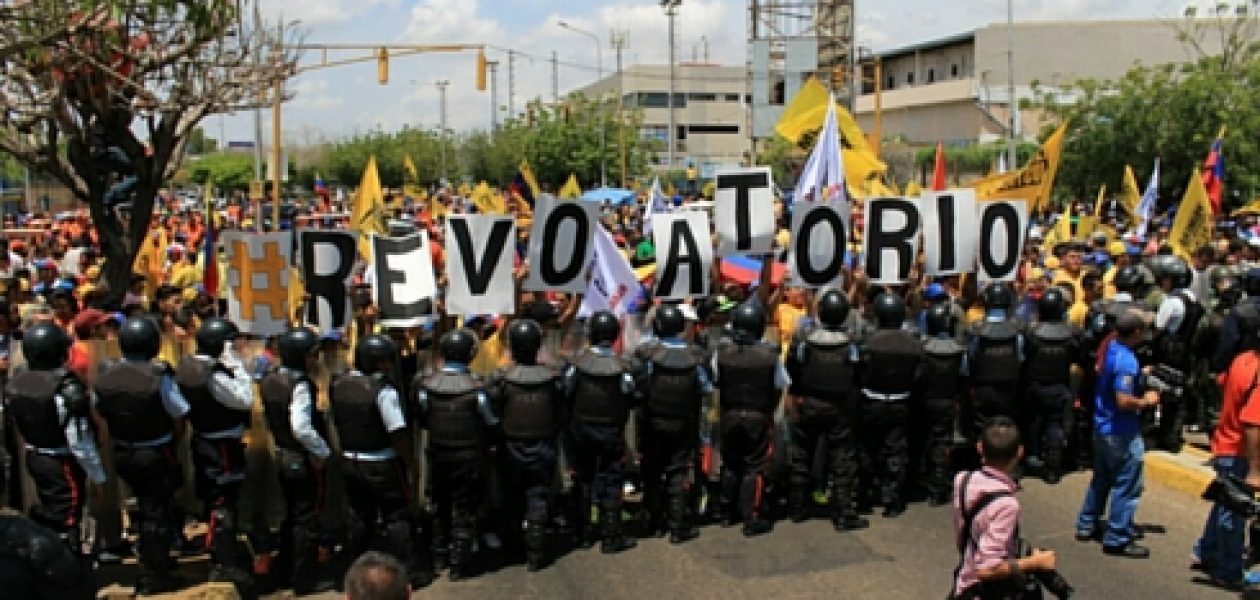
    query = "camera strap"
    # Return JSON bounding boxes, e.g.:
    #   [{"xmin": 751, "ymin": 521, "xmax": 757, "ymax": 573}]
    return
[{"xmin": 950, "ymin": 470, "xmax": 1014, "ymax": 599}]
